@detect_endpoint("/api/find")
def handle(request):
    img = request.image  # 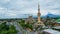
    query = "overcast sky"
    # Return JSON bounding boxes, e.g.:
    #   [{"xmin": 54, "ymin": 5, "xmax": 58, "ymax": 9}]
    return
[{"xmin": 0, "ymin": 0, "xmax": 60, "ymax": 18}]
